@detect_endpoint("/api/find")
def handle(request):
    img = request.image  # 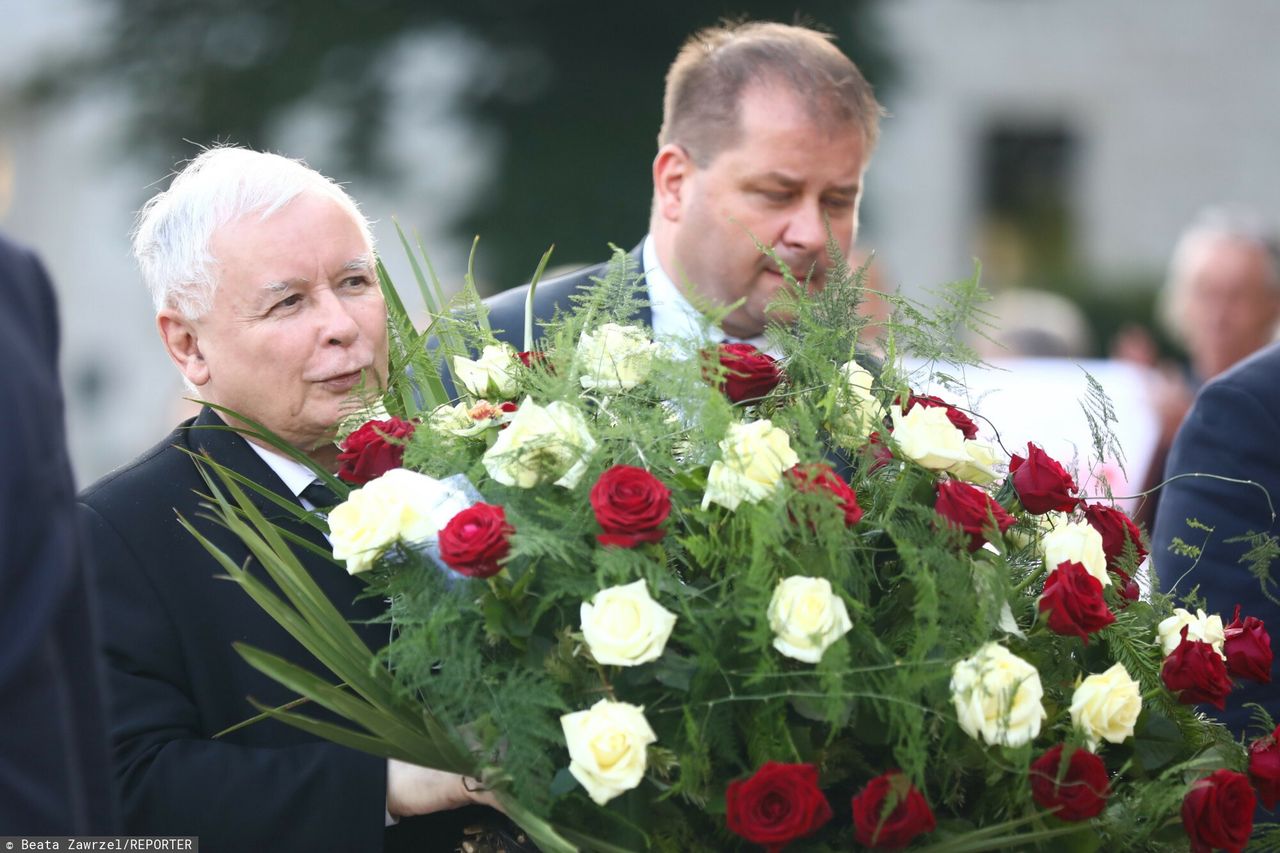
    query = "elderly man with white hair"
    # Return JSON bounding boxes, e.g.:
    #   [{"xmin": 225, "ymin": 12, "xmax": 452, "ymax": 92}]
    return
[{"xmin": 78, "ymin": 147, "xmax": 501, "ymax": 850}]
